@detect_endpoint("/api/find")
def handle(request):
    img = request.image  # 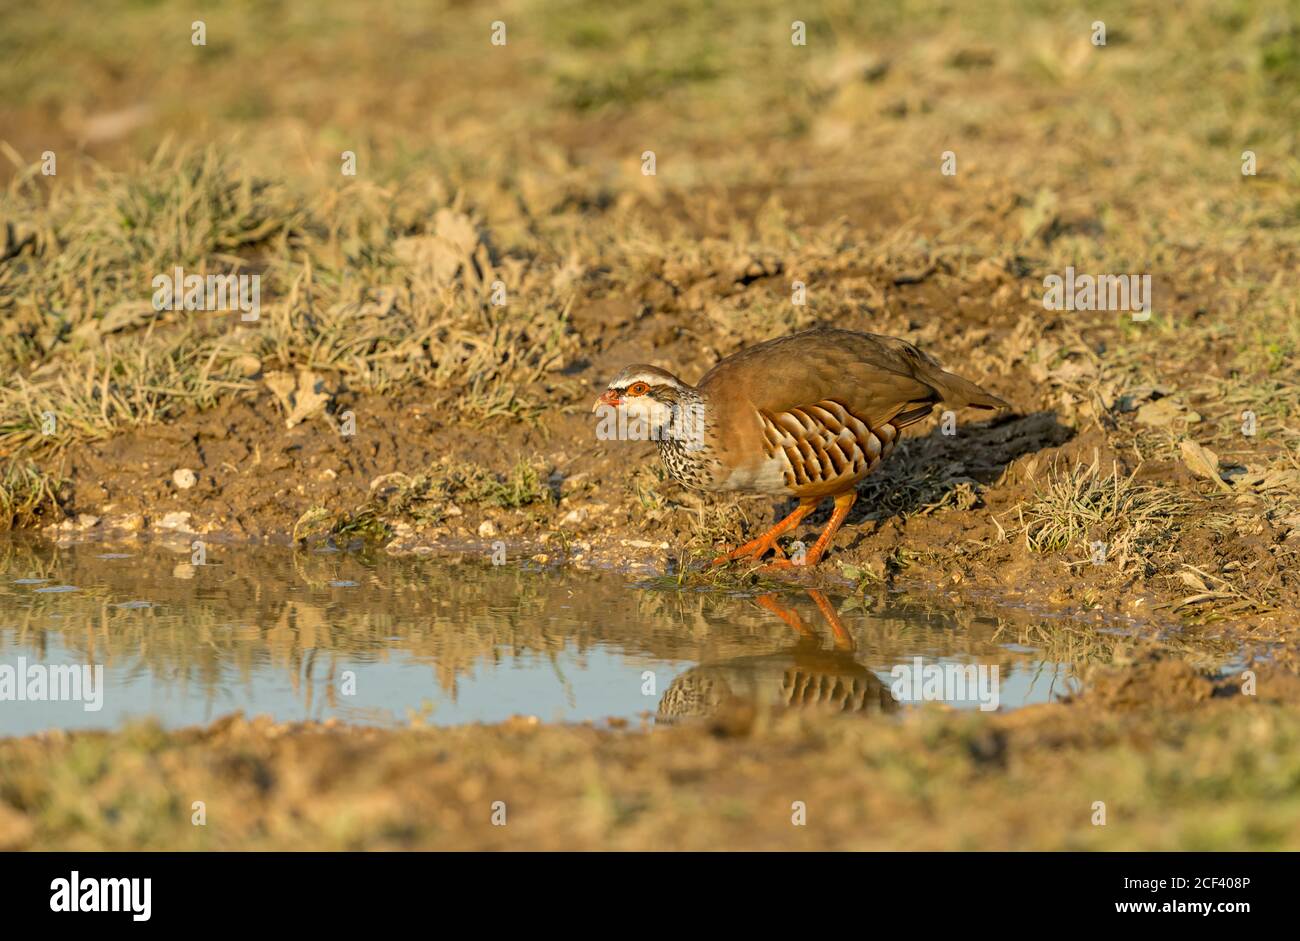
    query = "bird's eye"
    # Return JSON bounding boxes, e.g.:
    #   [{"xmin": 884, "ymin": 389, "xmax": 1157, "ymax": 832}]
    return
[{"xmin": 628, "ymin": 382, "xmax": 650, "ymax": 396}]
